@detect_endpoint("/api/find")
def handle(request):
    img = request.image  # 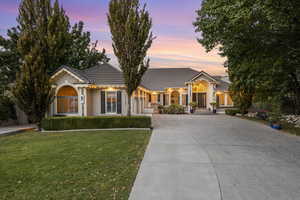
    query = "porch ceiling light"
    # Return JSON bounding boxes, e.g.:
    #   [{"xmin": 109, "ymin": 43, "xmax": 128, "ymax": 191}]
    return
[{"xmin": 107, "ymin": 87, "xmax": 115, "ymax": 91}]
